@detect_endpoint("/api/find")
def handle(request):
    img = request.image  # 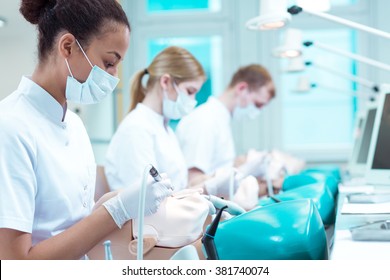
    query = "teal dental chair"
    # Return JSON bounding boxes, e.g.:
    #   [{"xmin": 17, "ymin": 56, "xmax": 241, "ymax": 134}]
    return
[
  {"xmin": 259, "ymin": 182, "xmax": 336, "ymax": 226},
  {"xmin": 282, "ymin": 173, "xmax": 338, "ymax": 198},
  {"xmin": 302, "ymin": 165, "xmax": 341, "ymax": 183},
  {"xmin": 214, "ymin": 199, "xmax": 328, "ymax": 260}
]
